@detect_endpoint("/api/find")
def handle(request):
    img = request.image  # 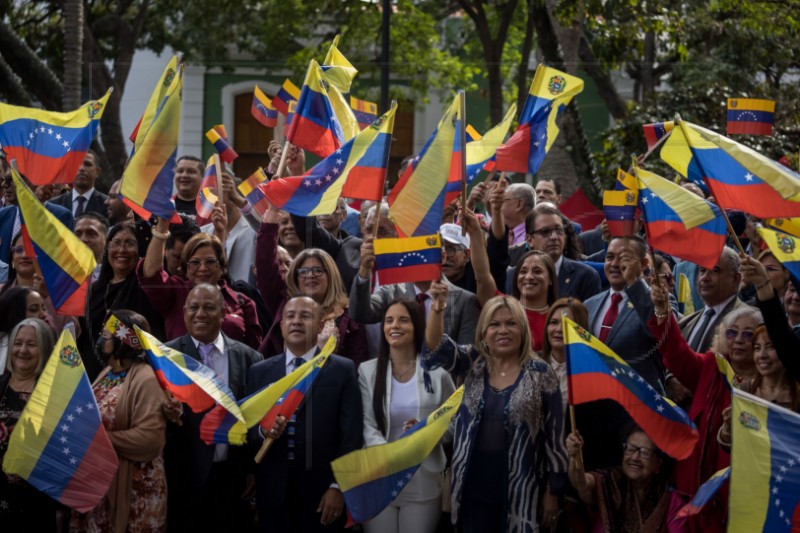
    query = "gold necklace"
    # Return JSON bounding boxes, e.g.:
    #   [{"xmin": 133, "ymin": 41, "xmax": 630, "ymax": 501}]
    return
[{"xmin": 392, "ymin": 361, "xmax": 415, "ymax": 381}]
